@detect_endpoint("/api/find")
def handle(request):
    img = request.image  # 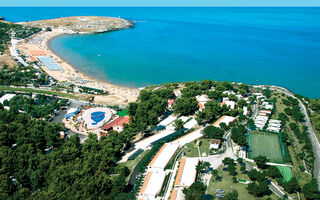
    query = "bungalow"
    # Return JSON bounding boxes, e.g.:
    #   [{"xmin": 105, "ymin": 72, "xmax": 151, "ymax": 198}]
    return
[
  {"xmin": 168, "ymin": 99, "xmax": 175, "ymax": 109},
  {"xmin": 212, "ymin": 116, "xmax": 236, "ymax": 128},
  {"xmin": 101, "ymin": 116, "xmax": 130, "ymax": 134},
  {"xmin": 210, "ymin": 139, "xmax": 221, "ymax": 149},
  {"xmin": 196, "ymin": 95, "xmax": 210, "ymax": 111},
  {"xmin": 221, "ymin": 100, "xmax": 236, "ymax": 110},
  {"xmin": 174, "ymin": 90, "xmax": 182, "ymax": 98}
]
